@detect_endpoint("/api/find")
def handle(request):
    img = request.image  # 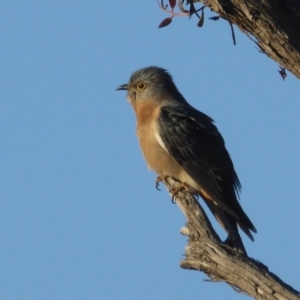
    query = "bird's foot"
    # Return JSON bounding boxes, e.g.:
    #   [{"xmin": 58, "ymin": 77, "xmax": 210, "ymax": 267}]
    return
[
  {"xmin": 156, "ymin": 177, "xmax": 198, "ymax": 203},
  {"xmin": 170, "ymin": 182, "xmax": 195, "ymax": 203},
  {"xmin": 155, "ymin": 175, "xmax": 169, "ymax": 191}
]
